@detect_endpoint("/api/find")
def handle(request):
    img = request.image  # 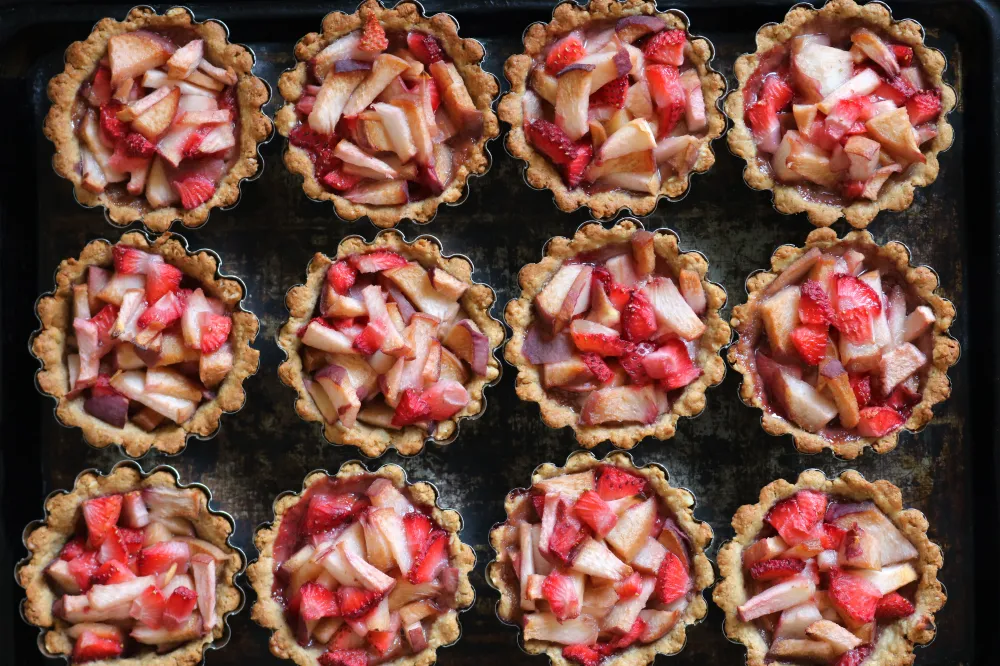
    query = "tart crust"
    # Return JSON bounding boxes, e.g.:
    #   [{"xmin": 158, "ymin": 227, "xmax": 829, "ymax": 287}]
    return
[
  {"xmin": 725, "ymin": 0, "xmax": 956, "ymax": 228},
  {"xmin": 44, "ymin": 6, "xmax": 272, "ymax": 232},
  {"xmin": 499, "ymin": 0, "xmax": 726, "ymax": 218},
  {"xmin": 728, "ymin": 227, "xmax": 959, "ymax": 458},
  {"xmin": 248, "ymin": 462, "xmax": 476, "ymax": 666},
  {"xmin": 276, "ymin": 230, "xmax": 504, "ymax": 457},
  {"xmin": 275, "ymin": 0, "xmax": 499, "ymax": 227},
  {"xmin": 504, "ymin": 218, "xmax": 730, "ymax": 449},
  {"xmin": 486, "ymin": 450, "xmax": 714, "ymax": 666},
  {"xmin": 31, "ymin": 231, "xmax": 261, "ymax": 457},
  {"xmin": 17, "ymin": 463, "xmax": 244, "ymax": 666},
  {"xmin": 713, "ymin": 469, "xmax": 946, "ymax": 666}
]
